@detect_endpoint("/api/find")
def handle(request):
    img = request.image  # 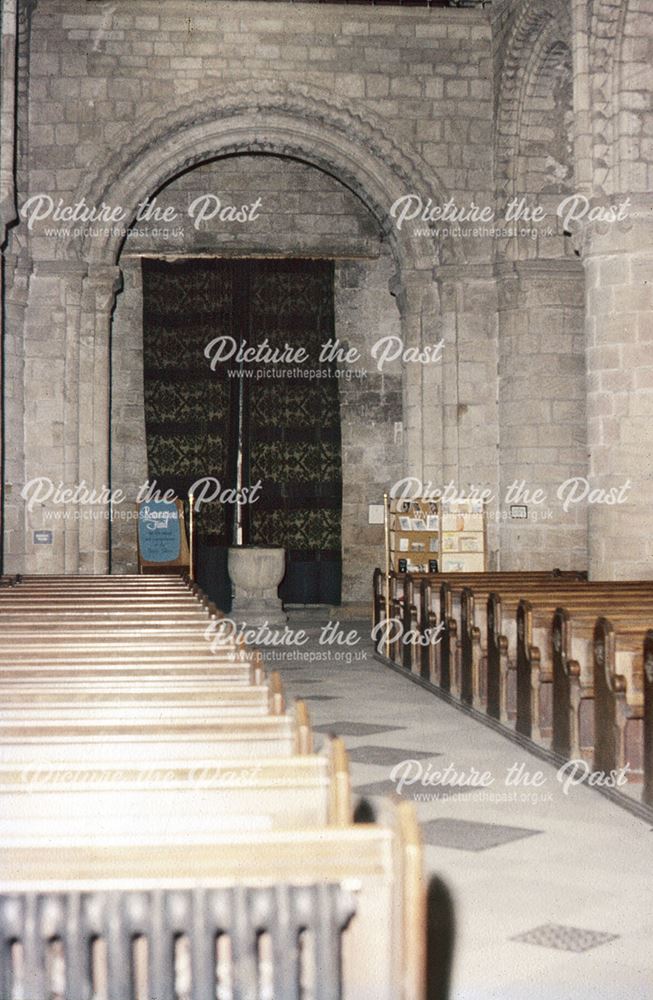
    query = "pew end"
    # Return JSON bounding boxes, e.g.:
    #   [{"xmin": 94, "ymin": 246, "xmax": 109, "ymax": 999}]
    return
[
  {"xmin": 0, "ymin": 799, "xmax": 426, "ymax": 1000},
  {"xmin": 268, "ymin": 672, "xmax": 285, "ymax": 715},
  {"xmin": 294, "ymin": 700, "xmax": 314, "ymax": 755}
]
